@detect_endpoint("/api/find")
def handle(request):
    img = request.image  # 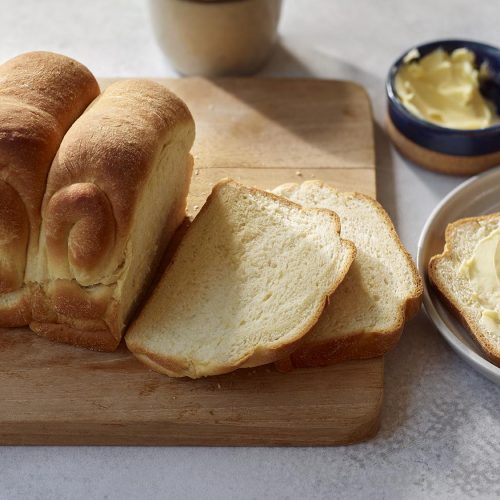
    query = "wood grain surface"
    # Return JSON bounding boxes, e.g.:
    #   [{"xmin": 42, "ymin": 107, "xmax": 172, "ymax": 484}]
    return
[
  {"xmin": 0, "ymin": 329, "xmax": 383, "ymax": 445},
  {"xmin": 0, "ymin": 78, "xmax": 381, "ymax": 446}
]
